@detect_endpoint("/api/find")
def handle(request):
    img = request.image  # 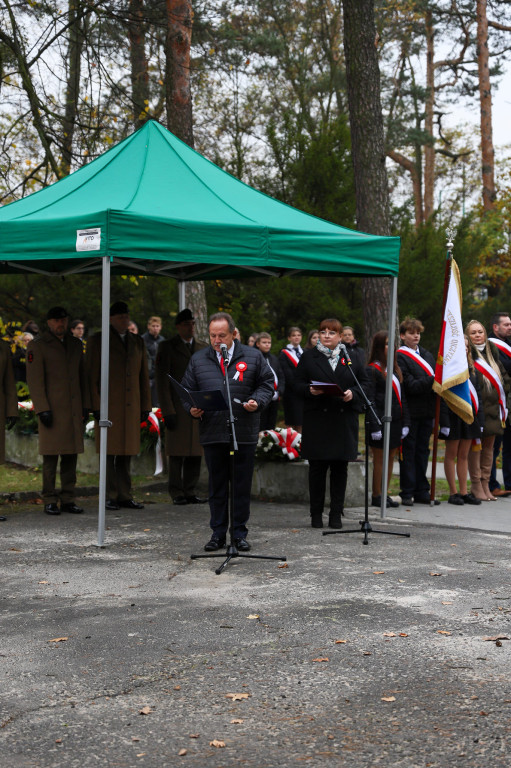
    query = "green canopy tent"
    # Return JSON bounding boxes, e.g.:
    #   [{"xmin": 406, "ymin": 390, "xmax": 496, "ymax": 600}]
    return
[{"xmin": 0, "ymin": 120, "xmax": 401, "ymax": 543}]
